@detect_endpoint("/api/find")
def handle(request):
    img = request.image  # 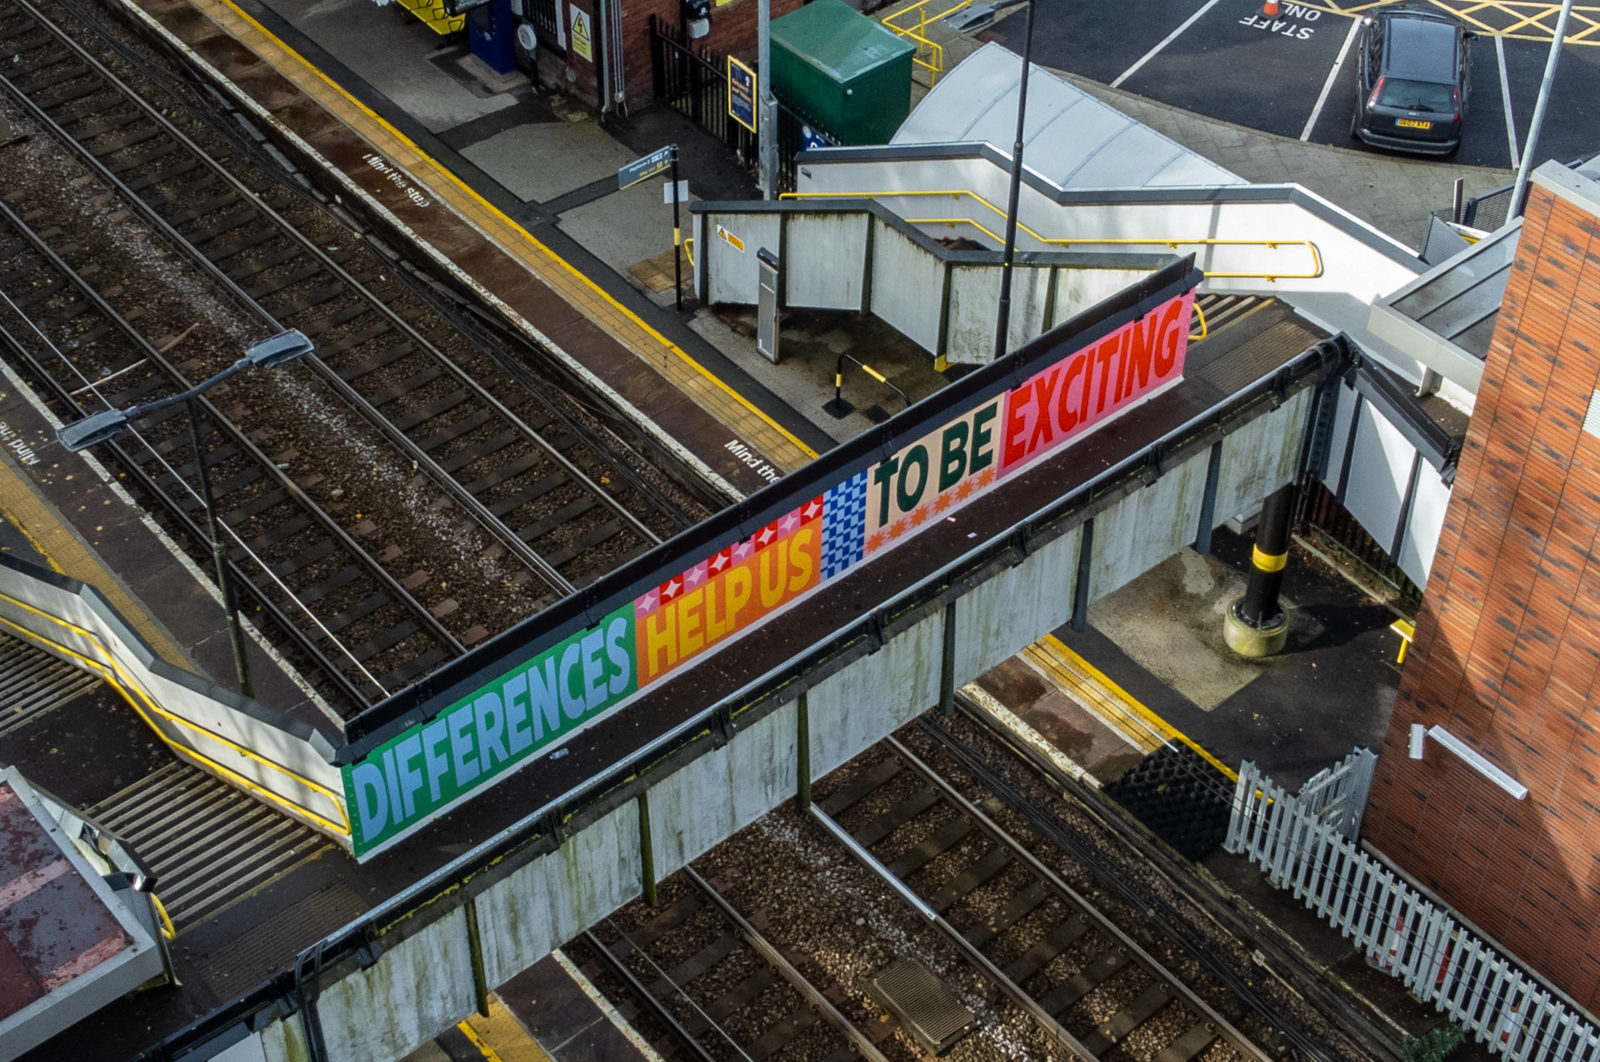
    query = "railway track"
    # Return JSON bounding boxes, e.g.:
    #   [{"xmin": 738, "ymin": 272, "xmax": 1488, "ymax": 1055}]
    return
[
  {"xmin": 813, "ymin": 735, "xmax": 1266, "ymax": 1060},
  {"xmin": 577, "ymin": 867, "xmax": 886, "ymax": 1062},
  {"xmin": 0, "ymin": 196, "xmax": 460, "ymax": 712},
  {"xmin": 0, "ymin": 0, "xmax": 705, "ymax": 714}
]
